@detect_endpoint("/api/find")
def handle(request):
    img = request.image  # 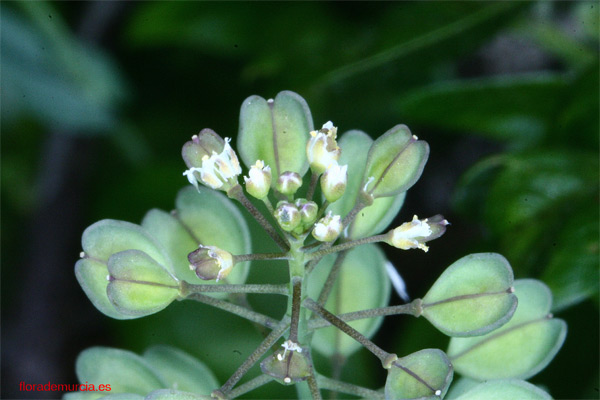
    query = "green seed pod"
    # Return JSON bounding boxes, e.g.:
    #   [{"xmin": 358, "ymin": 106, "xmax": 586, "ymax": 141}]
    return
[
  {"xmin": 385, "ymin": 349, "xmax": 453, "ymax": 400},
  {"xmin": 421, "ymin": 253, "xmax": 517, "ymax": 337},
  {"xmin": 451, "ymin": 379, "xmax": 552, "ymax": 400},
  {"xmin": 295, "ymin": 198, "xmax": 319, "ymax": 227},
  {"xmin": 107, "ymin": 250, "xmax": 180, "ymax": 317},
  {"xmin": 143, "ymin": 346, "xmax": 219, "ymax": 395},
  {"xmin": 447, "ymin": 279, "xmax": 567, "ymax": 380},
  {"xmin": 141, "ymin": 186, "xmax": 251, "ymax": 299},
  {"xmin": 307, "ymin": 244, "xmax": 391, "ymax": 357},
  {"xmin": 260, "ymin": 340, "xmax": 311, "ymax": 385},
  {"xmin": 75, "ymin": 347, "xmax": 166, "ymax": 395},
  {"xmin": 327, "ymin": 130, "xmax": 407, "ymax": 239},
  {"xmin": 238, "ymin": 91, "xmax": 313, "ymax": 180},
  {"xmin": 361, "ymin": 124, "xmax": 429, "ymax": 199},
  {"xmin": 145, "ymin": 390, "xmax": 207, "ymax": 400},
  {"xmin": 76, "ymin": 220, "xmax": 174, "ymax": 319}
]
